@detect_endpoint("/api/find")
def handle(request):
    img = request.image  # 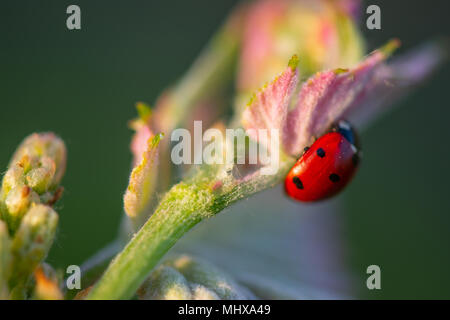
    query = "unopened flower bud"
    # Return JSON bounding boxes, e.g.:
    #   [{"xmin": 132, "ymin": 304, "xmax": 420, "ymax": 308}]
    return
[
  {"xmin": 138, "ymin": 254, "xmax": 254, "ymax": 300},
  {"xmin": 138, "ymin": 266, "xmax": 192, "ymax": 300},
  {"xmin": 0, "ymin": 133, "xmax": 66, "ymax": 232},
  {"xmin": 10, "ymin": 133, "xmax": 66, "ymax": 191},
  {"xmin": 25, "ymin": 157, "xmax": 56, "ymax": 194},
  {"xmin": 190, "ymin": 284, "xmax": 220, "ymax": 300},
  {"xmin": 3, "ymin": 186, "xmax": 40, "ymax": 231},
  {"xmin": 33, "ymin": 264, "xmax": 63, "ymax": 300},
  {"xmin": 168, "ymin": 255, "xmax": 253, "ymax": 300},
  {"xmin": 0, "ymin": 221, "xmax": 12, "ymax": 299},
  {"xmin": 1, "ymin": 165, "xmax": 25, "ymax": 194},
  {"xmin": 9, "ymin": 204, "xmax": 58, "ymax": 293}
]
